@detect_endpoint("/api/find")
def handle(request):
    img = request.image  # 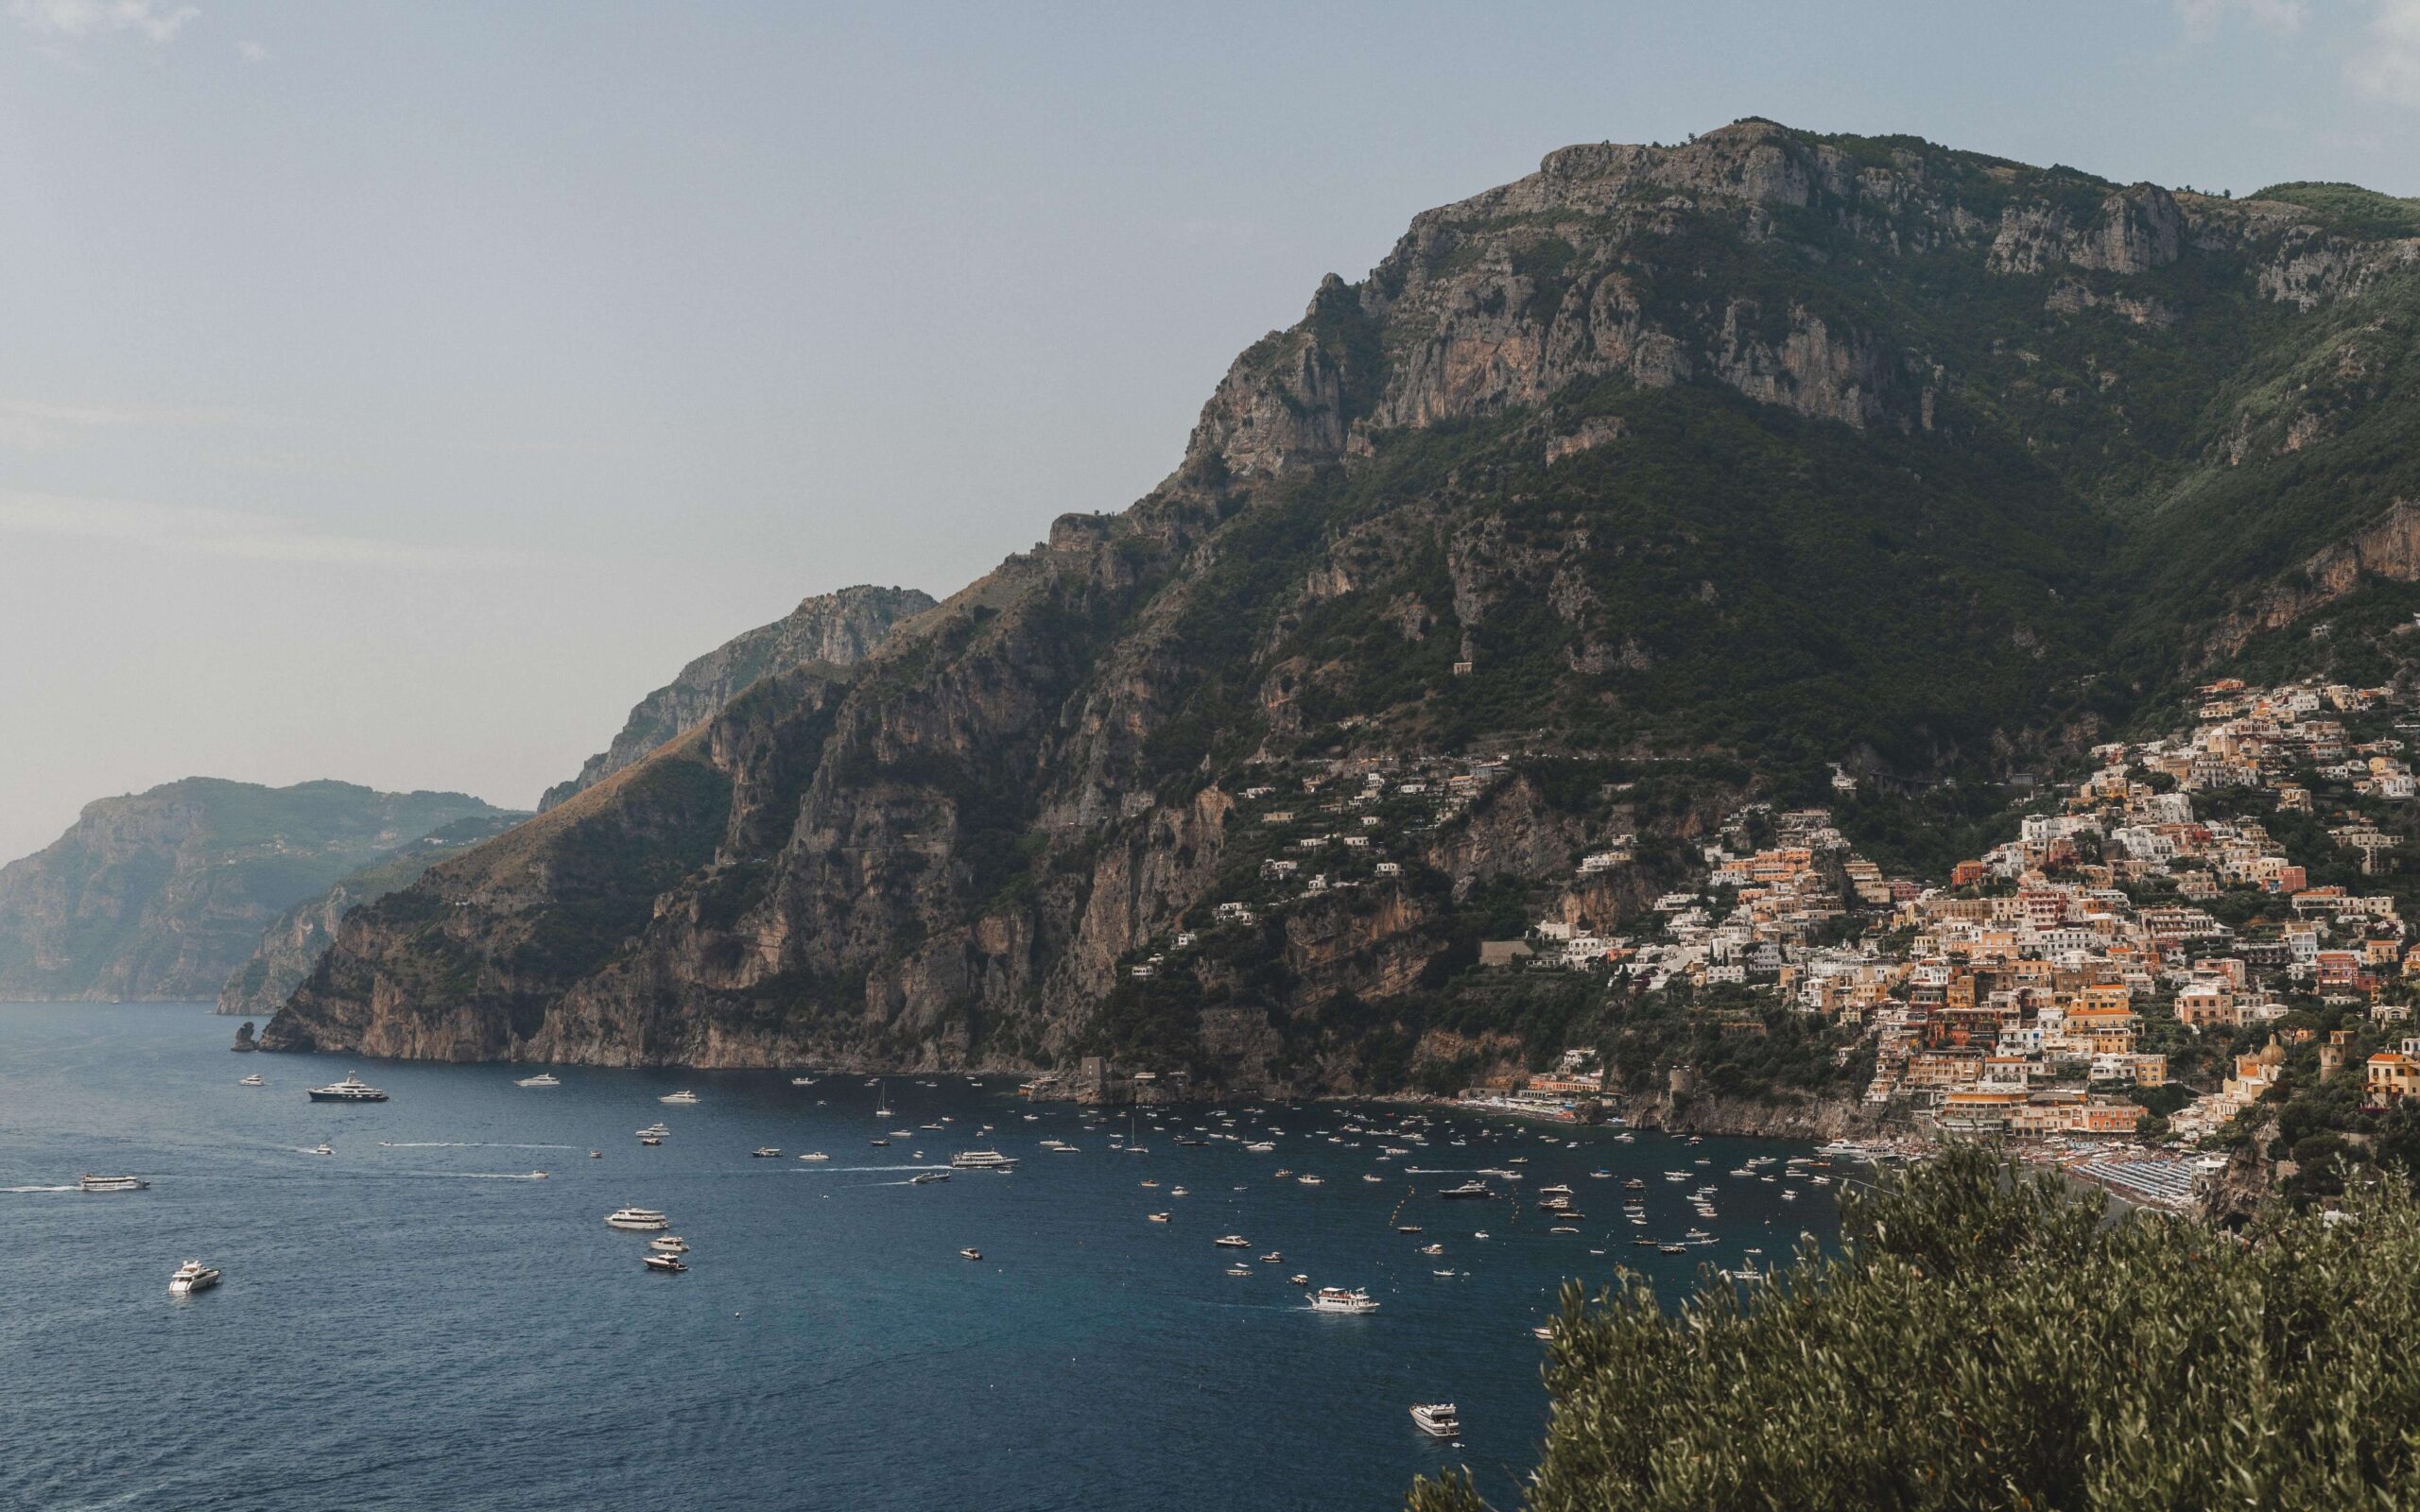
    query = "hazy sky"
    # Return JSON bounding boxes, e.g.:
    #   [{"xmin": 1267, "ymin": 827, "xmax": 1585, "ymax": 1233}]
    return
[{"xmin": 1, "ymin": 0, "xmax": 2415, "ymax": 862}]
